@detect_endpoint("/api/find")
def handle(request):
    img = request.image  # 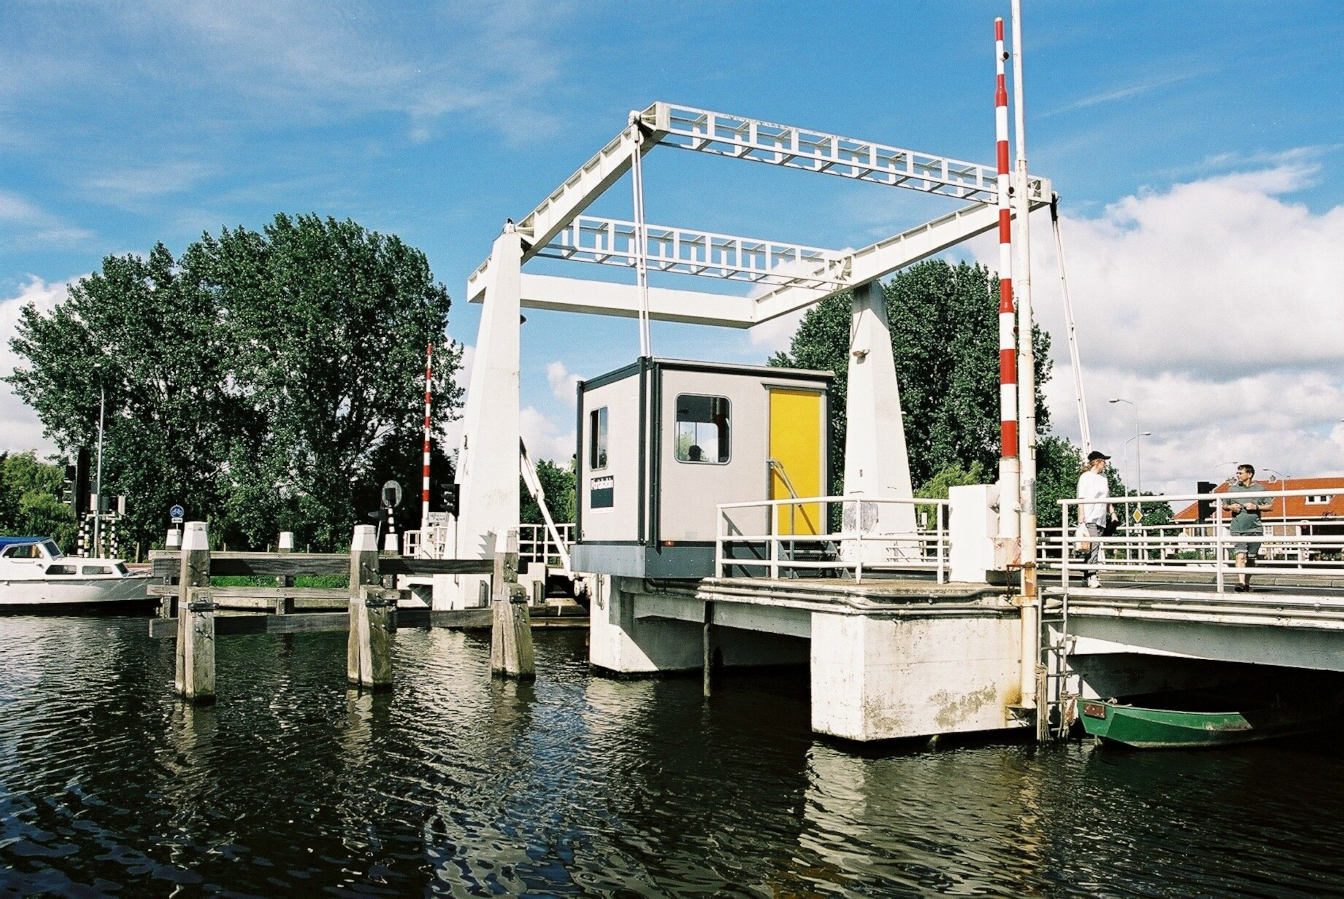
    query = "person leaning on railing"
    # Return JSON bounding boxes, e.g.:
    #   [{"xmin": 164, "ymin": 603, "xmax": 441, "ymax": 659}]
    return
[
  {"xmin": 1226, "ymin": 462, "xmax": 1269, "ymax": 592},
  {"xmin": 1077, "ymin": 450, "xmax": 1119, "ymax": 589}
]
